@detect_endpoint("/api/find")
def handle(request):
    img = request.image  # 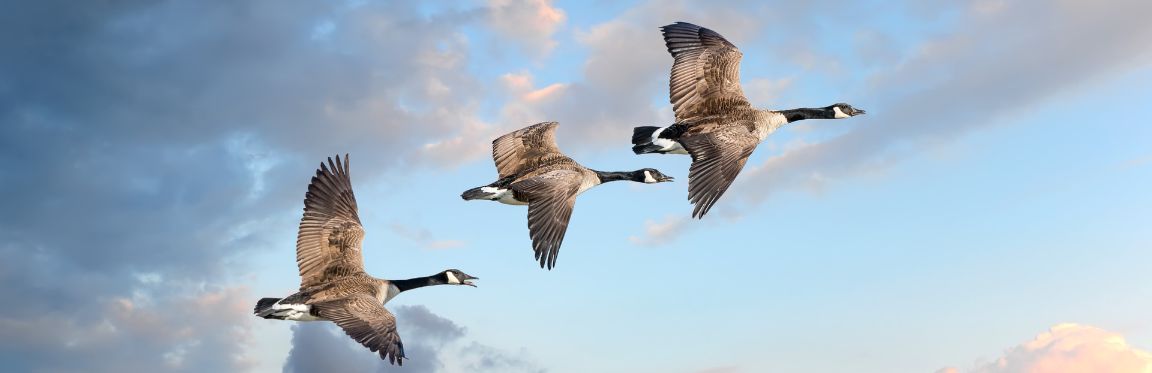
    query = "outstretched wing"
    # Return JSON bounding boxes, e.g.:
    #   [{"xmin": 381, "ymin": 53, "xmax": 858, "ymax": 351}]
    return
[
  {"xmin": 661, "ymin": 22, "xmax": 751, "ymax": 121},
  {"xmin": 314, "ymin": 295, "xmax": 406, "ymax": 365},
  {"xmin": 296, "ymin": 154, "xmax": 365, "ymax": 289},
  {"xmin": 510, "ymin": 170, "xmax": 582, "ymax": 269},
  {"xmin": 491, "ymin": 122, "xmax": 574, "ymax": 179},
  {"xmin": 681, "ymin": 126, "xmax": 759, "ymax": 219}
]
